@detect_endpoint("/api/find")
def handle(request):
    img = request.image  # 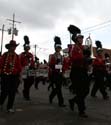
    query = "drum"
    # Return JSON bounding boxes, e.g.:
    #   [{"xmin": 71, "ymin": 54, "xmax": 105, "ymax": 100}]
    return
[
  {"xmin": 28, "ymin": 70, "xmax": 36, "ymax": 77},
  {"xmin": 36, "ymin": 69, "xmax": 48, "ymax": 77}
]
